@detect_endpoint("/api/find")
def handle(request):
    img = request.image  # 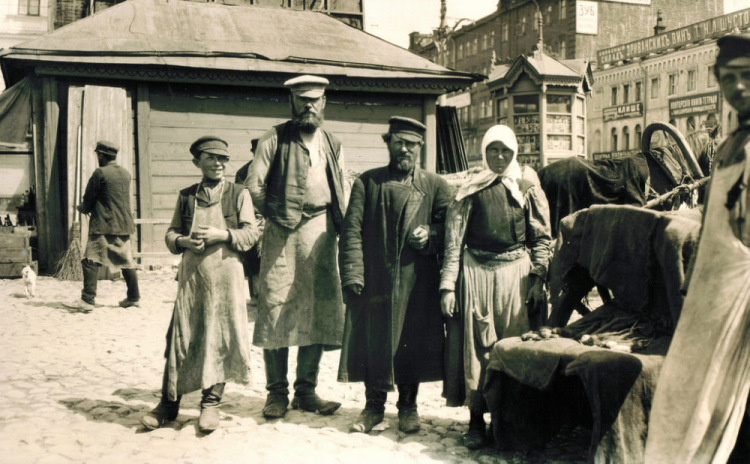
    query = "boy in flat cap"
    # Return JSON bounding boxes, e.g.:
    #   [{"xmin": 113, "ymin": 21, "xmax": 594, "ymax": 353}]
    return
[
  {"xmin": 141, "ymin": 136, "xmax": 260, "ymax": 433},
  {"xmin": 64, "ymin": 140, "xmax": 140, "ymax": 312},
  {"xmin": 645, "ymin": 33, "xmax": 750, "ymax": 463},
  {"xmin": 246, "ymin": 74, "xmax": 347, "ymax": 419},
  {"xmin": 338, "ymin": 116, "xmax": 452, "ymax": 434}
]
